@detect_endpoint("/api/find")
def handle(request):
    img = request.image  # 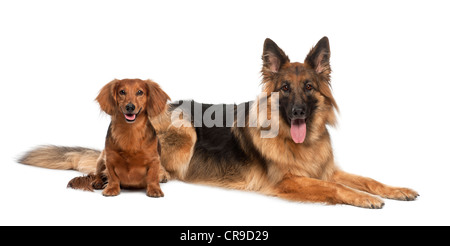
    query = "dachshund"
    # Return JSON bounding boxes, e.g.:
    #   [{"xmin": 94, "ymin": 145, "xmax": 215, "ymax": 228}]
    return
[{"xmin": 68, "ymin": 78, "xmax": 170, "ymax": 197}]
